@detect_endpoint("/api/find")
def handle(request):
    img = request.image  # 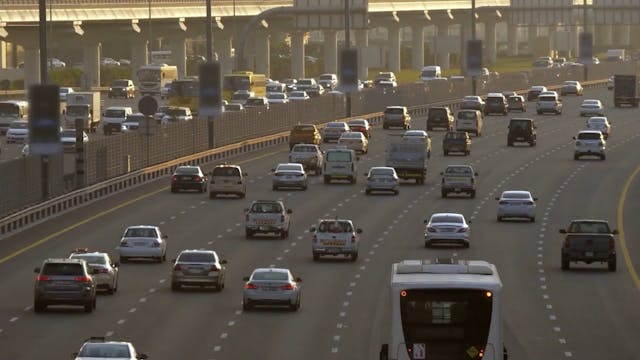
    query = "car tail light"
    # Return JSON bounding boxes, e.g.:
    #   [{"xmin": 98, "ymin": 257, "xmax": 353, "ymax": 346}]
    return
[
  {"xmin": 209, "ymin": 265, "xmax": 219, "ymax": 272},
  {"xmin": 120, "ymin": 241, "xmax": 129, "ymax": 247},
  {"xmin": 274, "ymin": 172, "xmax": 282, "ymax": 177},
  {"xmin": 457, "ymin": 227, "xmax": 469, "ymax": 233},
  {"xmin": 99, "ymin": 268, "xmax": 109, "ymax": 273},
  {"xmin": 427, "ymin": 227, "xmax": 436, "ymax": 232},
  {"xmin": 245, "ymin": 283, "xmax": 259, "ymax": 290},
  {"xmin": 36, "ymin": 275, "xmax": 51, "ymax": 282},
  {"xmin": 351, "ymin": 235, "xmax": 357, "ymax": 243},
  {"xmin": 194, "ymin": 176, "xmax": 201, "ymax": 182},
  {"xmin": 609, "ymin": 238, "xmax": 615, "ymax": 250},
  {"xmin": 152, "ymin": 242, "xmax": 160, "ymax": 247},
  {"xmin": 312, "ymin": 235, "xmax": 318, "ymax": 243},
  {"xmin": 525, "ymin": 201, "xmax": 534, "ymax": 205},
  {"xmin": 74, "ymin": 276, "xmax": 92, "ymax": 283},
  {"xmin": 563, "ymin": 238, "xmax": 570, "ymax": 248},
  {"xmin": 173, "ymin": 264, "xmax": 182, "ymax": 271},
  {"xmin": 598, "ymin": 141, "xmax": 604, "ymax": 146},
  {"xmin": 281, "ymin": 214, "xmax": 285, "ymax": 222},
  {"xmin": 171, "ymin": 175, "xmax": 178, "ymax": 182},
  {"xmin": 281, "ymin": 283, "xmax": 294, "ymax": 291}
]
